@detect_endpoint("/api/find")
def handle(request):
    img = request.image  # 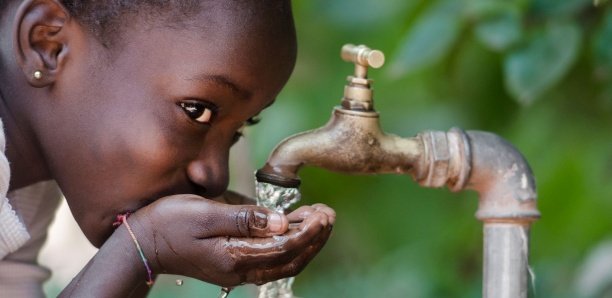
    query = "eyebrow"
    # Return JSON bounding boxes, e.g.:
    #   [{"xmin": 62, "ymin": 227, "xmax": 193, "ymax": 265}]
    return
[{"xmin": 189, "ymin": 74, "xmax": 252, "ymax": 100}]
